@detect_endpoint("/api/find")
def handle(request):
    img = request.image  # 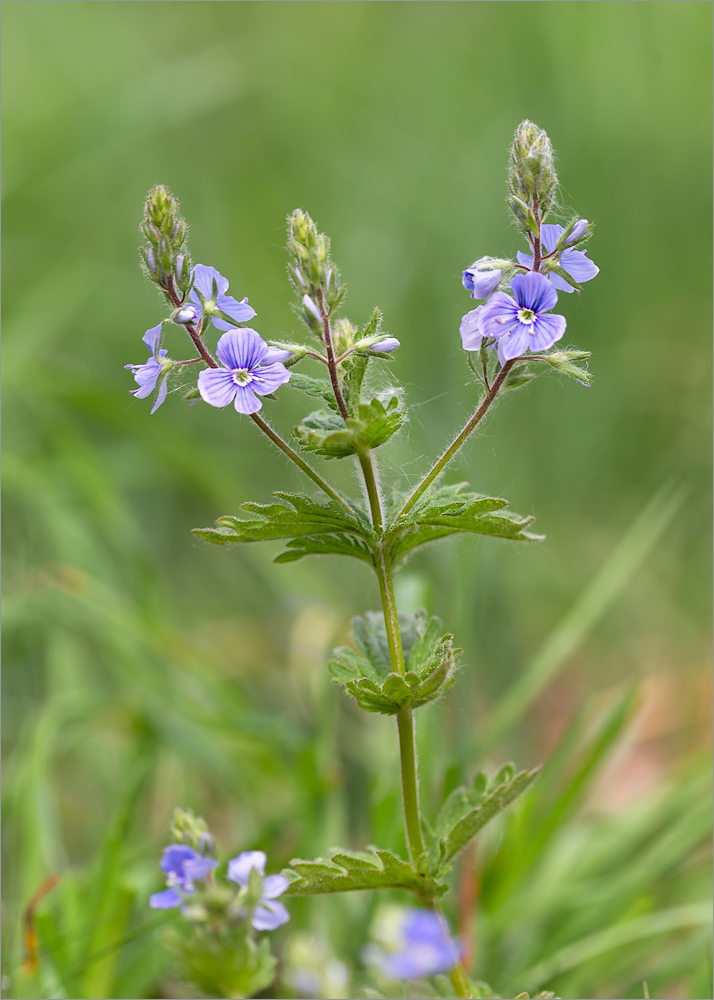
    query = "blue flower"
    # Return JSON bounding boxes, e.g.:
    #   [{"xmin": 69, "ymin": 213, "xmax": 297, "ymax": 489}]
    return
[
  {"xmin": 189, "ymin": 264, "xmax": 256, "ymax": 330},
  {"xmin": 125, "ymin": 322, "xmax": 171, "ymax": 414},
  {"xmin": 366, "ymin": 908, "xmax": 461, "ymax": 980},
  {"xmin": 462, "ymin": 264, "xmax": 503, "ymax": 300},
  {"xmin": 227, "ymin": 850, "xmax": 290, "ymax": 931},
  {"xmin": 198, "ymin": 329, "xmax": 291, "ymax": 415},
  {"xmin": 517, "ymin": 223, "xmax": 599, "ymax": 293},
  {"xmin": 150, "ymin": 844, "xmax": 218, "ymax": 909},
  {"xmin": 479, "ymin": 271, "xmax": 566, "ymax": 362}
]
